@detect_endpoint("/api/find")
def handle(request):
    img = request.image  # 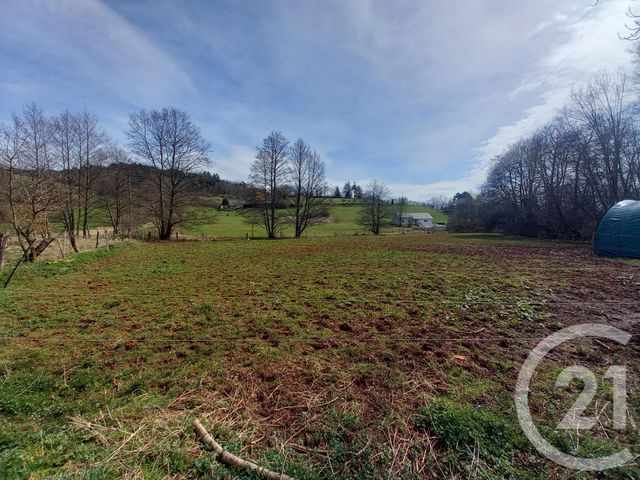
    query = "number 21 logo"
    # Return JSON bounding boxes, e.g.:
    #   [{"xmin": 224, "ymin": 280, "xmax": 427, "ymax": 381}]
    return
[
  {"xmin": 516, "ymin": 324, "xmax": 634, "ymax": 471},
  {"xmin": 555, "ymin": 365, "xmax": 627, "ymax": 431}
]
